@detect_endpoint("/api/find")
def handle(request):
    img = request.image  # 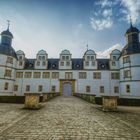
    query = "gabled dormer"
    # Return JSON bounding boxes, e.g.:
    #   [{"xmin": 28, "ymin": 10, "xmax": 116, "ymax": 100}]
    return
[
  {"xmin": 35, "ymin": 50, "xmax": 48, "ymax": 69},
  {"xmin": 16, "ymin": 50, "xmax": 25, "ymax": 69},
  {"xmin": 110, "ymin": 49, "xmax": 121, "ymax": 69},
  {"xmin": 59, "ymin": 49, "xmax": 72, "ymax": 69},
  {"xmin": 83, "ymin": 49, "xmax": 97, "ymax": 69}
]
